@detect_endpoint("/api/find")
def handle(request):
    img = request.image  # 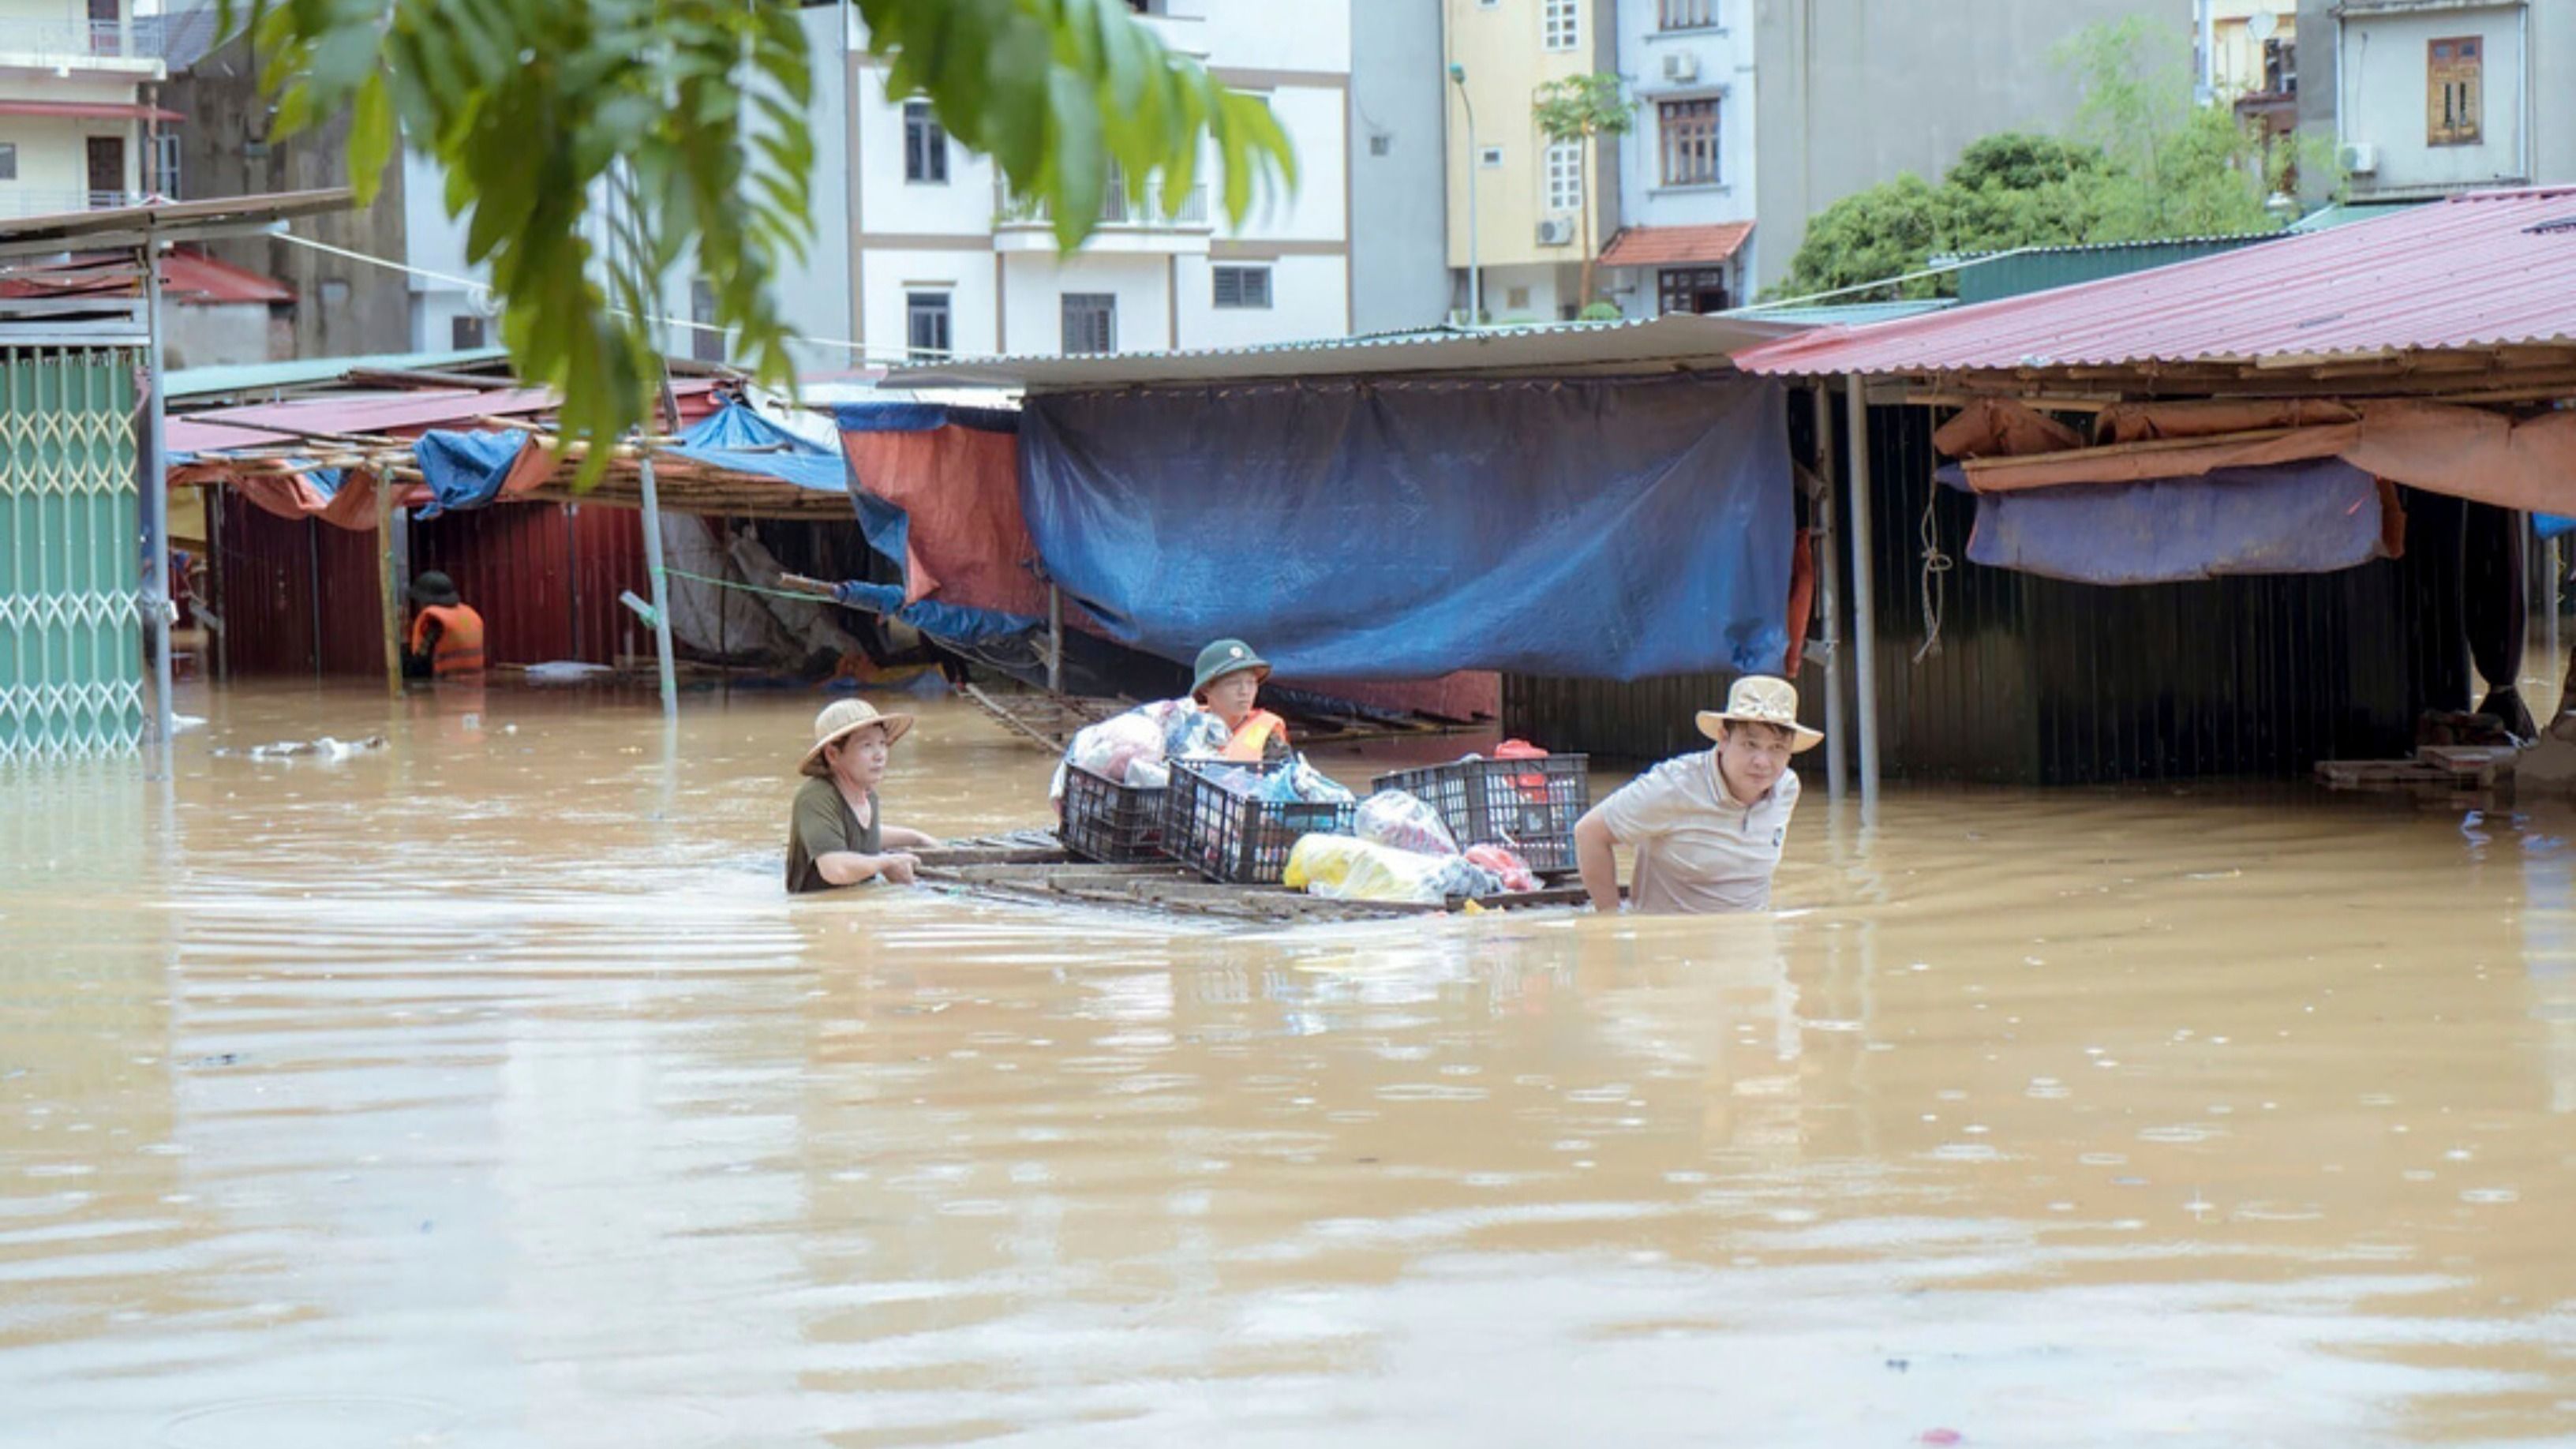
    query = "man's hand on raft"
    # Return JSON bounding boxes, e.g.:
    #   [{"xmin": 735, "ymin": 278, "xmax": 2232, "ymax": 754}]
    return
[{"xmin": 878, "ymin": 852, "xmax": 921, "ymax": 886}]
